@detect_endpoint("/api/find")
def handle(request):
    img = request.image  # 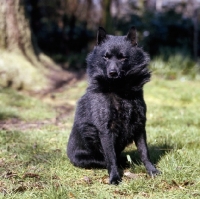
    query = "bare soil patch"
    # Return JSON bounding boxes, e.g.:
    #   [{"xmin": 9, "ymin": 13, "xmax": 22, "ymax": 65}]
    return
[{"xmin": 0, "ymin": 67, "xmax": 85, "ymax": 131}]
